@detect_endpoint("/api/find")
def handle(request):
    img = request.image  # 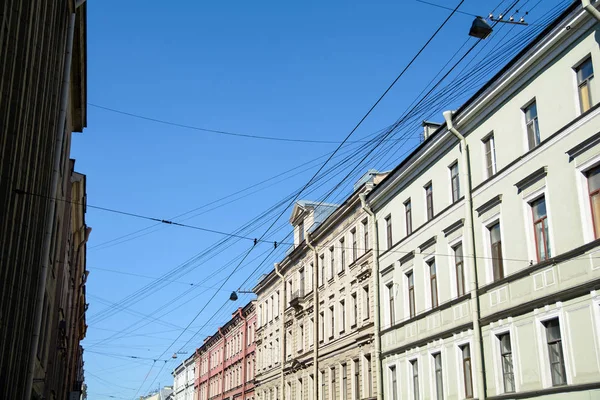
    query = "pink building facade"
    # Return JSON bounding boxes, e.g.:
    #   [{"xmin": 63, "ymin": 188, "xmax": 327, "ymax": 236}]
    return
[{"xmin": 195, "ymin": 301, "xmax": 256, "ymax": 400}]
